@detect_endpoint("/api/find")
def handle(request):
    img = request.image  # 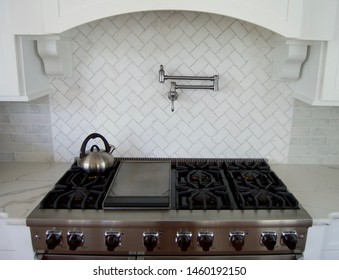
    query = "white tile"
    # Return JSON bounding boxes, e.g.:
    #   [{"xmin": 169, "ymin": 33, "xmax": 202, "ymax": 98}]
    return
[
  {"xmin": 230, "ymin": 21, "xmax": 248, "ymax": 39},
  {"xmin": 114, "ymin": 41, "xmax": 131, "ymax": 58},
  {"xmin": 310, "ymin": 127, "xmax": 339, "ymax": 137},
  {"xmin": 191, "ymin": 13, "xmax": 210, "ymax": 30},
  {"xmin": 15, "ymin": 152, "xmax": 54, "ymax": 162},
  {"xmin": 45, "ymin": 11, "xmax": 299, "ymax": 162},
  {"xmin": 290, "ymin": 137, "xmax": 327, "ymax": 146},
  {"xmin": 90, "ymin": 71, "xmax": 106, "ymax": 88},
  {"xmin": 99, "ymin": 18, "xmax": 118, "ymax": 36}
]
